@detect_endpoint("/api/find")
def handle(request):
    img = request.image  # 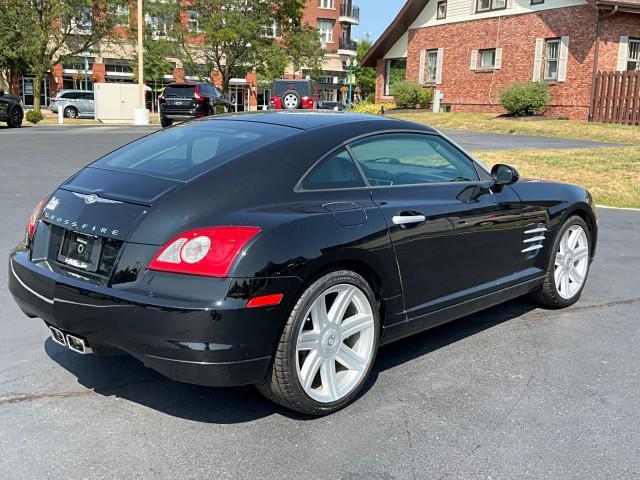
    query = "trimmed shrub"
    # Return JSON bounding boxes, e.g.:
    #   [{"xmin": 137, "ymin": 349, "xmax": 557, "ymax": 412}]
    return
[
  {"xmin": 390, "ymin": 81, "xmax": 423, "ymax": 109},
  {"xmin": 420, "ymin": 89, "xmax": 434, "ymax": 109},
  {"xmin": 349, "ymin": 102, "xmax": 395, "ymax": 115},
  {"xmin": 25, "ymin": 110, "xmax": 44, "ymax": 124},
  {"xmin": 500, "ymin": 82, "xmax": 550, "ymax": 116}
]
